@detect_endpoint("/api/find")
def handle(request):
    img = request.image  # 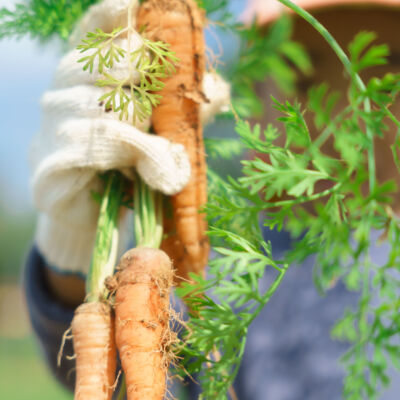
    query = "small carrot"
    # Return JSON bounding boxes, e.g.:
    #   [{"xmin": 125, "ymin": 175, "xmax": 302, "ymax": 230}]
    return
[
  {"xmin": 137, "ymin": 0, "xmax": 209, "ymax": 284},
  {"xmin": 115, "ymin": 247, "xmax": 174, "ymax": 400},
  {"xmin": 71, "ymin": 301, "xmax": 117, "ymax": 400}
]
